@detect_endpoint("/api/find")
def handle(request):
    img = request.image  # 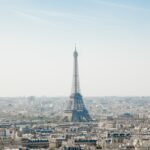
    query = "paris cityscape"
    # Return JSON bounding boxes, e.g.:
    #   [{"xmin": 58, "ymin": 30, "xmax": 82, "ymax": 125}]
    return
[
  {"xmin": 0, "ymin": 49, "xmax": 150, "ymax": 149},
  {"xmin": 0, "ymin": 0, "xmax": 150, "ymax": 149}
]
